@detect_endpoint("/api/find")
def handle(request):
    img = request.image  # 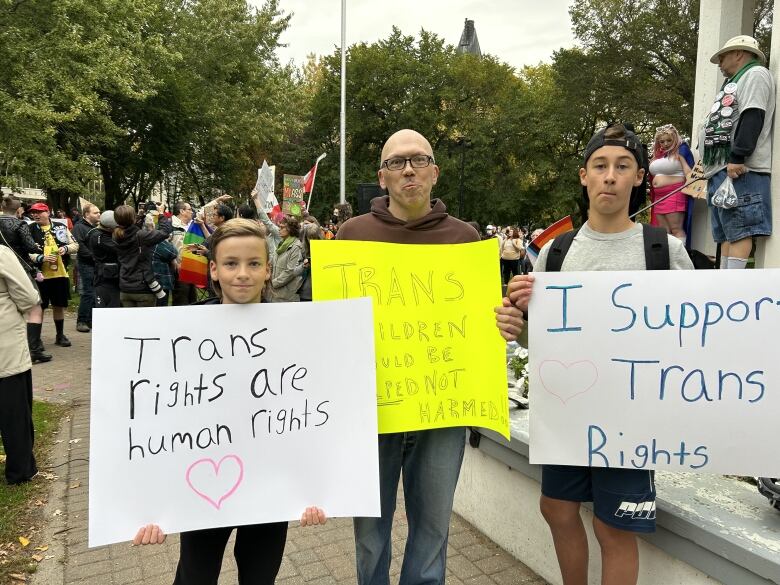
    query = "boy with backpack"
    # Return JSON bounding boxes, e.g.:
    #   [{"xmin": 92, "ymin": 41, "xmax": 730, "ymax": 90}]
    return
[{"xmin": 507, "ymin": 124, "xmax": 693, "ymax": 585}]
